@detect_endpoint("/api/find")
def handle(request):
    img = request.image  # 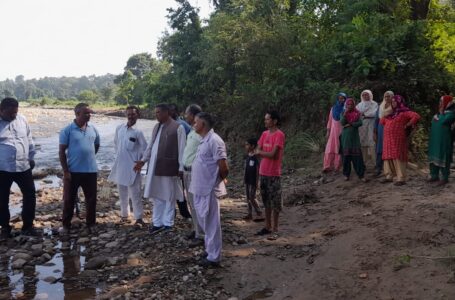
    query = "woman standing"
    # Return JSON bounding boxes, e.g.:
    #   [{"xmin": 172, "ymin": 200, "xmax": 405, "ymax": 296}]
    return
[
  {"xmin": 357, "ymin": 90, "xmax": 378, "ymax": 166},
  {"xmin": 428, "ymin": 95, "xmax": 455, "ymax": 185},
  {"xmin": 323, "ymin": 92, "xmax": 347, "ymax": 173},
  {"xmin": 340, "ymin": 98, "xmax": 366, "ymax": 181},
  {"xmin": 374, "ymin": 91, "xmax": 394, "ymax": 176},
  {"xmin": 380, "ymin": 95, "xmax": 421, "ymax": 185}
]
